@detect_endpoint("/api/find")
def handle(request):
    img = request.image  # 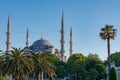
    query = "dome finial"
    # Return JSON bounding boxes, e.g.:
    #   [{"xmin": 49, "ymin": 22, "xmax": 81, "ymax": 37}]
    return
[{"xmin": 41, "ymin": 34, "xmax": 43, "ymax": 39}]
